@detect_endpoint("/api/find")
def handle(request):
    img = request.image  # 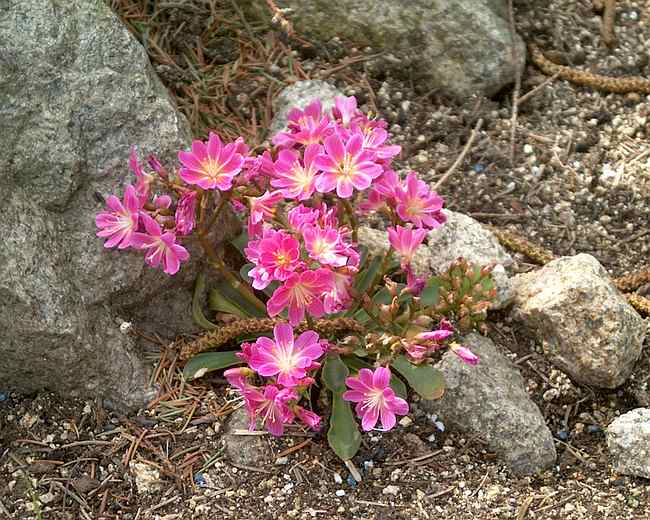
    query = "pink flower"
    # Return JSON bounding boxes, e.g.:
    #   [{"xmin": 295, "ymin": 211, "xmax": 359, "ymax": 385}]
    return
[
  {"xmin": 395, "ymin": 172, "xmax": 446, "ymax": 229},
  {"xmin": 245, "ymin": 230, "xmax": 302, "ymax": 290},
  {"xmin": 267, "ymin": 269, "xmax": 333, "ymax": 326},
  {"xmin": 323, "ymin": 269, "xmax": 354, "ymax": 313},
  {"xmin": 132, "ymin": 213, "xmax": 189, "ymax": 275},
  {"xmin": 332, "ymin": 96, "xmax": 358, "ymax": 127},
  {"xmin": 248, "ymin": 323, "xmax": 324, "ymax": 387},
  {"xmin": 343, "ymin": 367, "xmax": 409, "ymax": 431},
  {"xmin": 287, "ymin": 204, "xmax": 320, "ymax": 232},
  {"xmin": 147, "ymin": 154, "xmax": 166, "ymax": 178},
  {"xmin": 414, "ymin": 319, "xmax": 454, "ymax": 343},
  {"xmin": 315, "ymin": 133, "xmax": 383, "ymax": 198},
  {"xmin": 224, "ymin": 367, "xmax": 253, "ymax": 391},
  {"xmin": 359, "ymin": 169, "xmax": 401, "ymax": 214},
  {"xmin": 272, "ymin": 100, "xmax": 331, "ymax": 148},
  {"xmin": 271, "ymin": 144, "xmax": 321, "ymax": 200},
  {"xmin": 178, "ymin": 132, "xmax": 244, "ymax": 191},
  {"xmin": 294, "ymin": 406, "xmax": 321, "ymax": 430},
  {"xmin": 303, "ymin": 225, "xmax": 348, "ymax": 267},
  {"xmin": 387, "ymin": 226, "xmax": 428, "ymax": 267},
  {"xmin": 129, "ymin": 147, "xmax": 153, "ymax": 204},
  {"xmin": 174, "ymin": 191, "xmax": 198, "ymax": 235},
  {"xmin": 154, "ymin": 195, "xmax": 172, "ymax": 209},
  {"xmin": 249, "ymin": 190, "xmax": 284, "ymax": 226},
  {"xmin": 405, "ymin": 266, "xmax": 426, "ymax": 297},
  {"xmin": 95, "ymin": 184, "xmax": 141, "ymax": 249},
  {"xmin": 242, "ymin": 385, "xmax": 297, "ymax": 436},
  {"xmin": 451, "ymin": 343, "xmax": 479, "ymax": 365},
  {"xmin": 406, "ymin": 319, "xmax": 454, "ymax": 361}
]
